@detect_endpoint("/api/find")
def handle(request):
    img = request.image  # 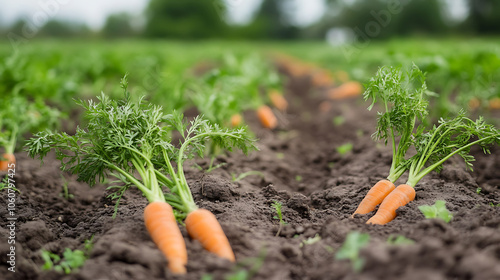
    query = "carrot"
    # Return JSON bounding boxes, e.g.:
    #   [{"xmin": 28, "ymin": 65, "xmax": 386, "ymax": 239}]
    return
[
  {"xmin": 144, "ymin": 201, "xmax": 187, "ymax": 274},
  {"xmin": 311, "ymin": 71, "xmax": 334, "ymax": 88},
  {"xmin": 0, "ymin": 153, "xmax": 16, "ymax": 171},
  {"xmin": 230, "ymin": 114, "xmax": 243, "ymax": 127},
  {"xmin": 185, "ymin": 209, "xmax": 235, "ymax": 262},
  {"xmin": 489, "ymin": 97, "xmax": 500, "ymax": 110},
  {"xmin": 366, "ymin": 184, "xmax": 415, "ymax": 225},
  {"xmin": 269, "ymin": 90, "xmax": 288, "ymax": 112},
  {"xmin": 352, "ymin": 179, "xmax": 395, "ymax": 217},
  {"xmin": 468, "ymin": 97, "xmax": 480, "ymax": 110},
  {"xmin": 257, "ymin": 105, "xmax": 278, "ymax": 129},
  {"xmin": 328, "ymin": 81, "xmax": 363, "ymax": 100}
]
